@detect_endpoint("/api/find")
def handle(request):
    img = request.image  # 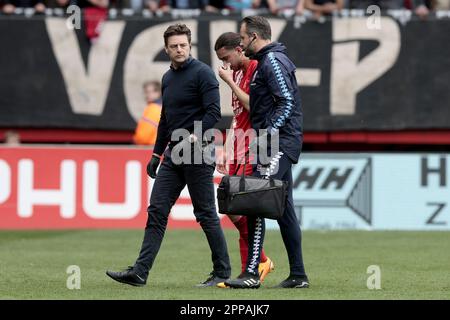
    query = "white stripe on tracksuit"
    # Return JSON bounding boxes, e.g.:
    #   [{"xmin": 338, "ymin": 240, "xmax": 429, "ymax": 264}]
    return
[{"xmin": 246, "ymin": 151, "xmax": 283, "ymax": 275}]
